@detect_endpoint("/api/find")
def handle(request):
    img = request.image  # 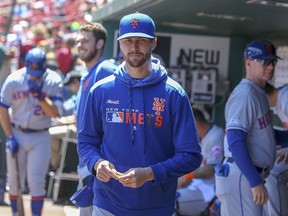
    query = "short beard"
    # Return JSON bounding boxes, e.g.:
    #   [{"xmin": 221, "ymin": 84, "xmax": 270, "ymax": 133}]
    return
[
  {"xmin": 80, "ymin": 48, "xmax": 98, "ymax": 63},
  {"xmin": 126, "ymin": 52, "xmax": 150, "ymax": 68}
]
